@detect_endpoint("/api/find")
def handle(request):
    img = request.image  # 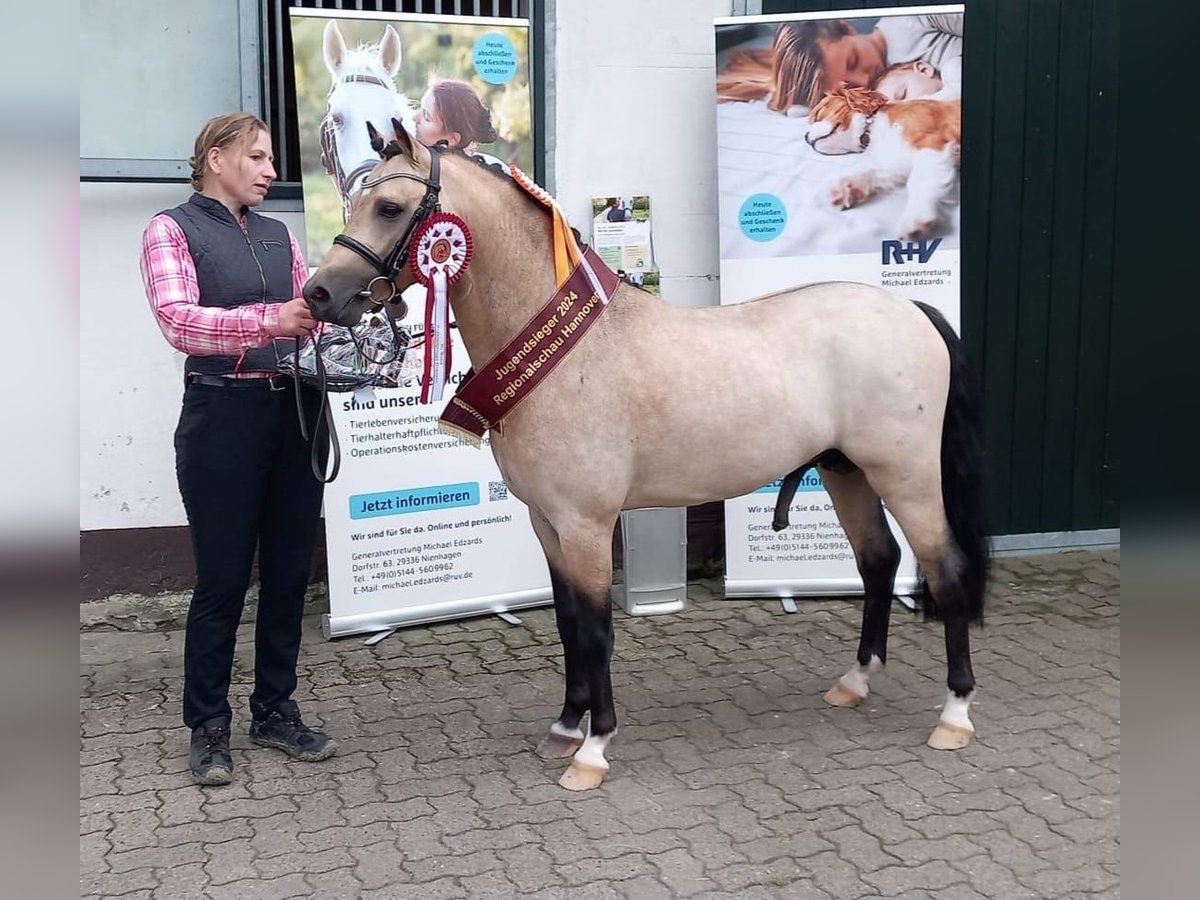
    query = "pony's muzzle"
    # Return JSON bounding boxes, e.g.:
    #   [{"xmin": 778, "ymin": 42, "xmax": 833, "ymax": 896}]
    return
[{"xmin": 303, "ymin": 278, "xmax": 364, "ymax": 327}]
